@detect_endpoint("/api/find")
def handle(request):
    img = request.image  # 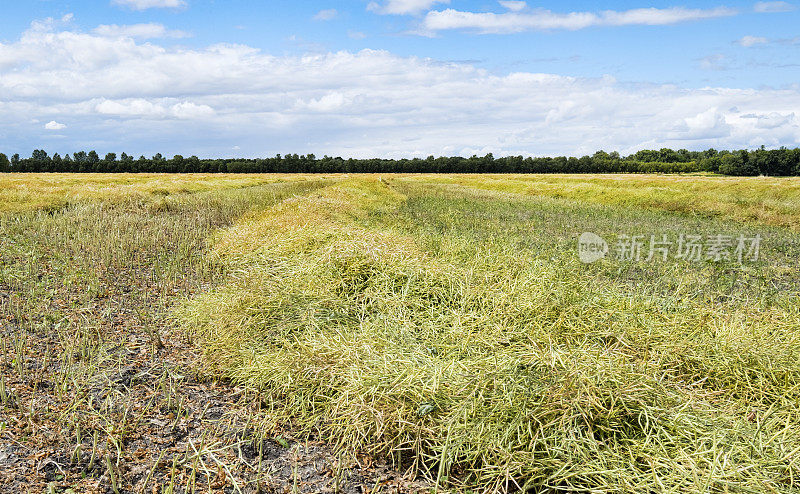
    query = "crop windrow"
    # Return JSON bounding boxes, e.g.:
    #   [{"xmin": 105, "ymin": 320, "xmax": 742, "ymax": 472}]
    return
[{"xmin": 177, "ymin": 176, "xmax": 800, "ymax": 492}]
